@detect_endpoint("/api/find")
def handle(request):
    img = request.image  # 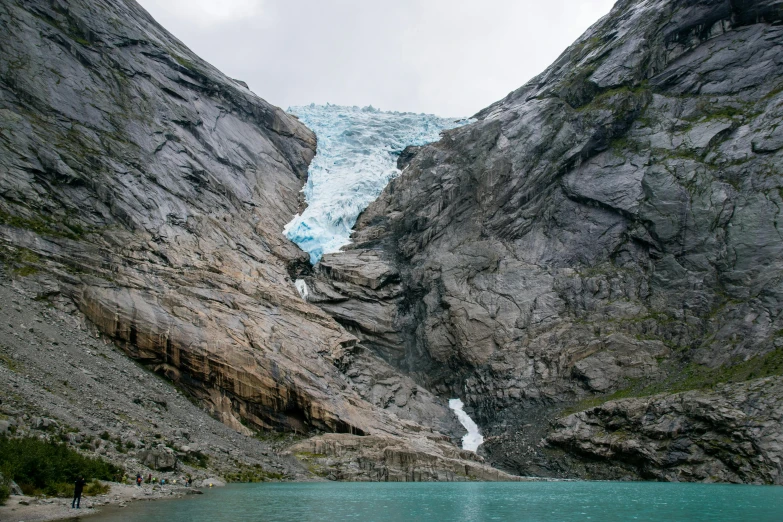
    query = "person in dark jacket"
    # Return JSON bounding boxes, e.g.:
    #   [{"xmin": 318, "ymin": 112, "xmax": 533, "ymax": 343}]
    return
[{"xmin": 72, "ymin": 476, "xmax": 86, "ymax": 509}]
